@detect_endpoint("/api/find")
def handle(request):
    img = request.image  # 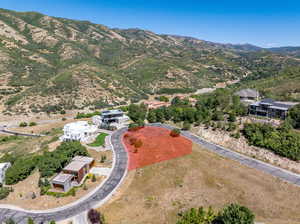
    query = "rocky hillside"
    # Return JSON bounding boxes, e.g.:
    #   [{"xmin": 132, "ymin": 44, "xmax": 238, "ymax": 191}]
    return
[{"xmin": 0, "ymin": 8, "xmax": 299, "ymax": 114}]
